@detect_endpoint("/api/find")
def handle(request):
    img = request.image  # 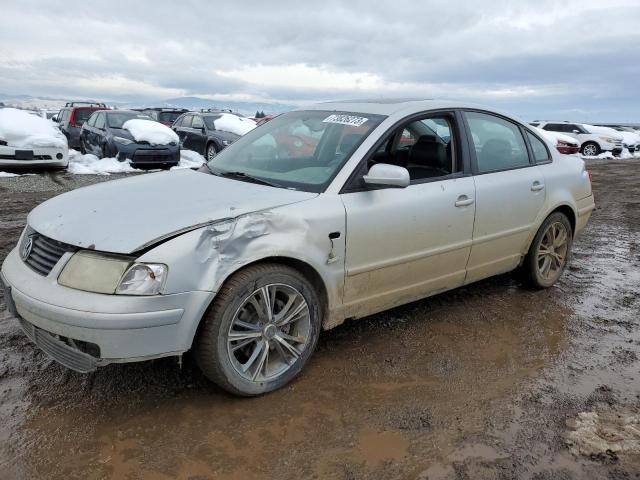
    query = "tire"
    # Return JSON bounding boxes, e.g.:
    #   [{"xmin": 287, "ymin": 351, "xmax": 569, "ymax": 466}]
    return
[
  {"xmin": 581, "ymin": 141, "xmax": 600, "ymax": 157},
  {"xmin": 195, "ymin": 263, "xmax": 321, "ymax": 396},
  {"xmin": 79, "ymin": 140, "xmax": 86, "ymax": 155},
  {"xmin": 206, "ymin": 143, "xmax": 218, "ymax": 161},
  {"xmin": 521, "ymin": 212, "xmax": 573, "ymax": 289}
]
